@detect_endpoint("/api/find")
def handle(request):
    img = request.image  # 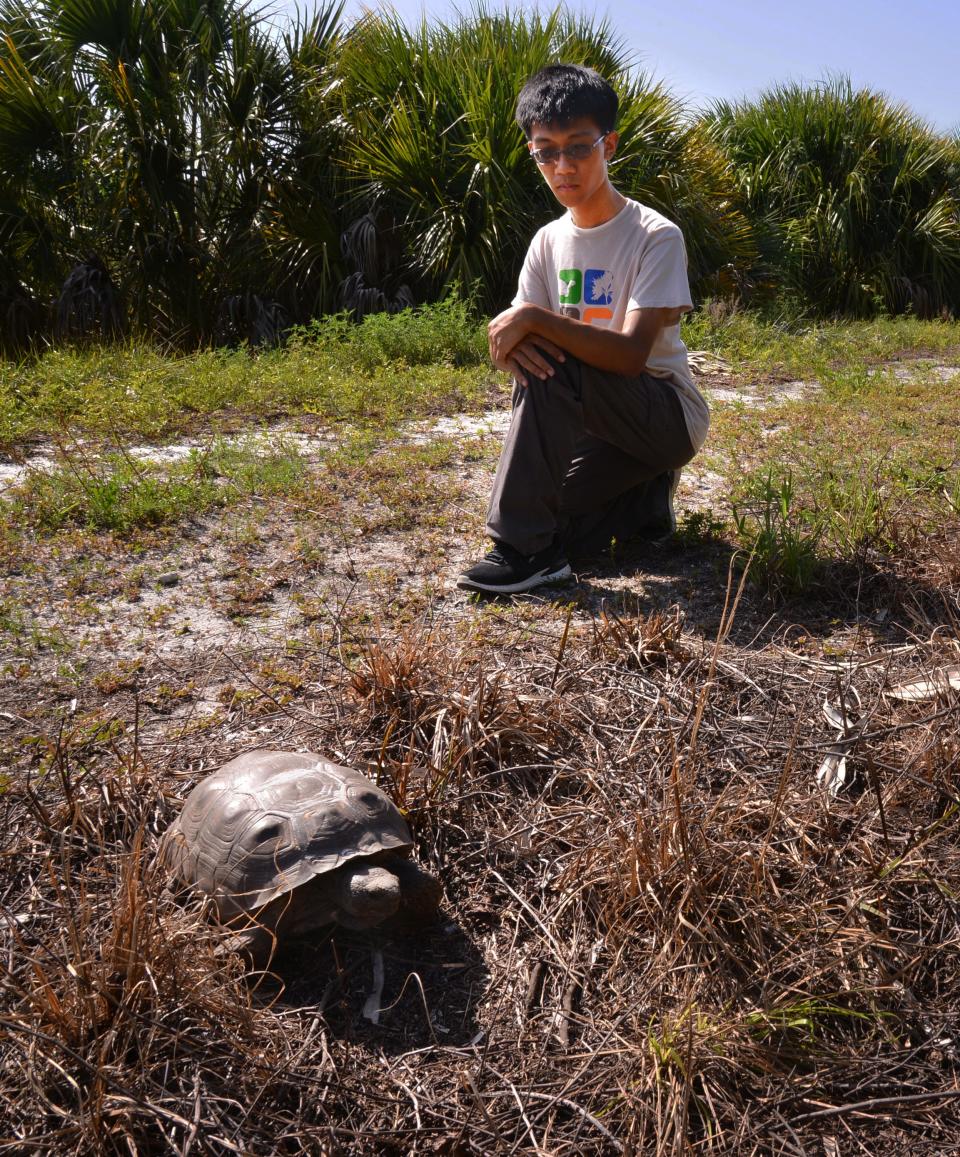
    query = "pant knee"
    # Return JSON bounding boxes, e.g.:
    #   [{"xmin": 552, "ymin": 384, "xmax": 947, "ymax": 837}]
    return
[{"xmin": 525, "ymin": 352, "xmax": 582, "ymax": 399}]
